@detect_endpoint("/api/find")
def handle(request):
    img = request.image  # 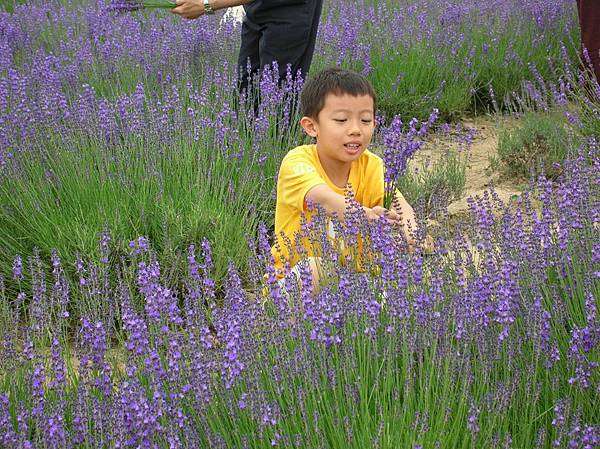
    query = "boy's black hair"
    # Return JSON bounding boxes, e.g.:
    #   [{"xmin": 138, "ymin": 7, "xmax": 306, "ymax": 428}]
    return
[{"xmin": 301, "ymin": 68, "xmax": 377, "ymax": 119}]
